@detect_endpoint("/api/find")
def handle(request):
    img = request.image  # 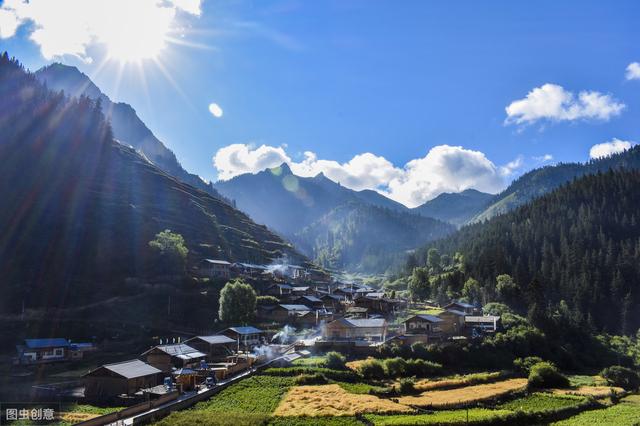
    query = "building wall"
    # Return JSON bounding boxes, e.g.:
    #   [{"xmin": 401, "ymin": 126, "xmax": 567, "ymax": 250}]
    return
[{"xmin": 438, "ymin": 313, "xmax": 465, "ymax": 335}]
